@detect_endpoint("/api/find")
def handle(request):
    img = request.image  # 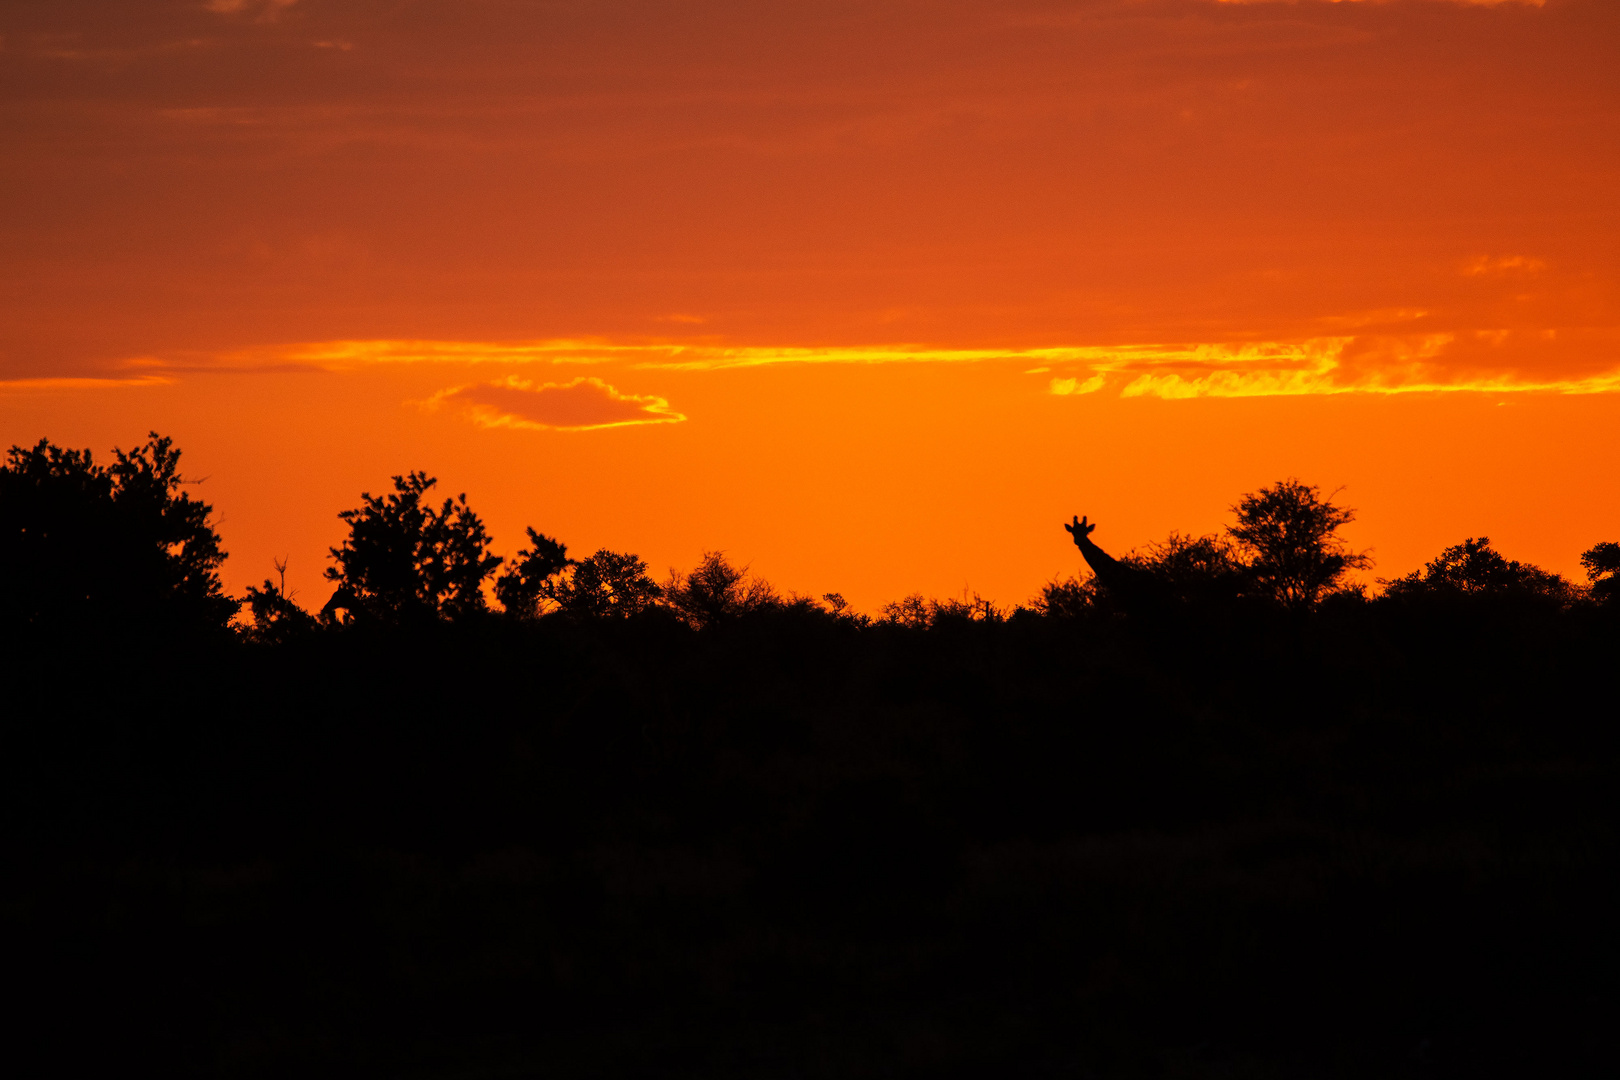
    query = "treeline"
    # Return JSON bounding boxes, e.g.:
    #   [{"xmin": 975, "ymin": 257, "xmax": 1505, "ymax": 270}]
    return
[
  {"xmin": 5, "ymin": 433, "xmax": 1620, "ymax": 1078},
  {"xmin": 4, "ymin": 432, "xmax": 1617, "ymax": 643}
]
